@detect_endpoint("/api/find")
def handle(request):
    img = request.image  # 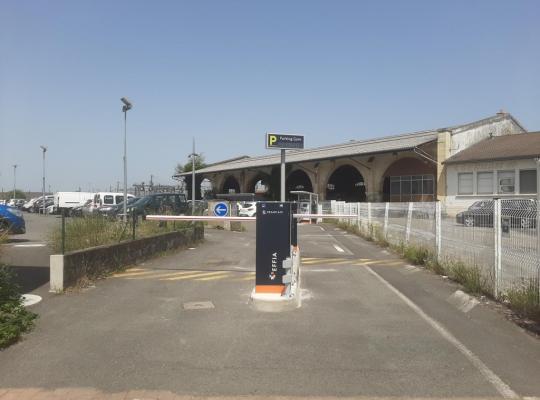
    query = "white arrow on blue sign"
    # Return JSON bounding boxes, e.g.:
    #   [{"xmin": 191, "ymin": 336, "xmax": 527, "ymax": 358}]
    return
[{"xmin": 213, "ymin": 202, "xmax": 229, "ymax": 217}]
